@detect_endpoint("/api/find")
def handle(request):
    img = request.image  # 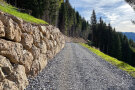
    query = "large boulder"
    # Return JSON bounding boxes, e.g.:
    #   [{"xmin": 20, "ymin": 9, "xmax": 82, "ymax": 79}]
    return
[
  {"xmin": 45, "ymin": 40, "xmax": 54, "ymax": 50},
  {"xmin": 45, "ymin": 30, "xmax": 50, "ymax": 39},
  {"xmin": 0, "ymin": 39, "xmax": 23, "ymax": 64},
  {"xmin": 40, "ymin": 40, "xmax": 47, "ymax": 54},
  {"xmin": 51, "ymin": 27, "xmax": 60, "ymax": 34},
  {"xmin": 21, "ymin": 33, "xmax": 33, "ymax": 49},
  {"xmin": 8, "ymin": 15, "xmax": 23, "ymax": 28},
  {"xmin": 22, "ymin": 23, "xmax": 33, "ymax": 34},
  {"xmin": 6, "ymin": 18, "xmax": 22, "ymax": 42},
  {"xmin": 29, "ymin": 45, "xmax": 40, "ymax": 76},
  {"xmin": 39, "ymin": 25, "xmax": 47, "ymax": 35},
  {"xmin": 30, "ymin": 54, "xmax": 47, "ymax": 76},
  {"xmin": 30, "ymin": 45, "xmax": 40, "ymax": 59},
  {"xmin": 22, "ymin": 50, "xmax": 33, "ymax": 74},
  {"xmin": 0, "ymin": 55, "xmax": 13, "ymax": 76},
  {"xmin": 32, "ymin": 26, "xmax": 40, "ymax": 46},
  {"xmin": 29, "ymin": 40, "xmax": 47, "ymax": 76},
  {"xmin": 0, "ymin": 13, "xmax": 22, "ymax": 42},
  {"xmin": 7, "ymin": 65, "xmax": 28, "ymax": 90},
  {"xmin": 39, "ymin": 54, "xmax": 47, "ymax": 71}
]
